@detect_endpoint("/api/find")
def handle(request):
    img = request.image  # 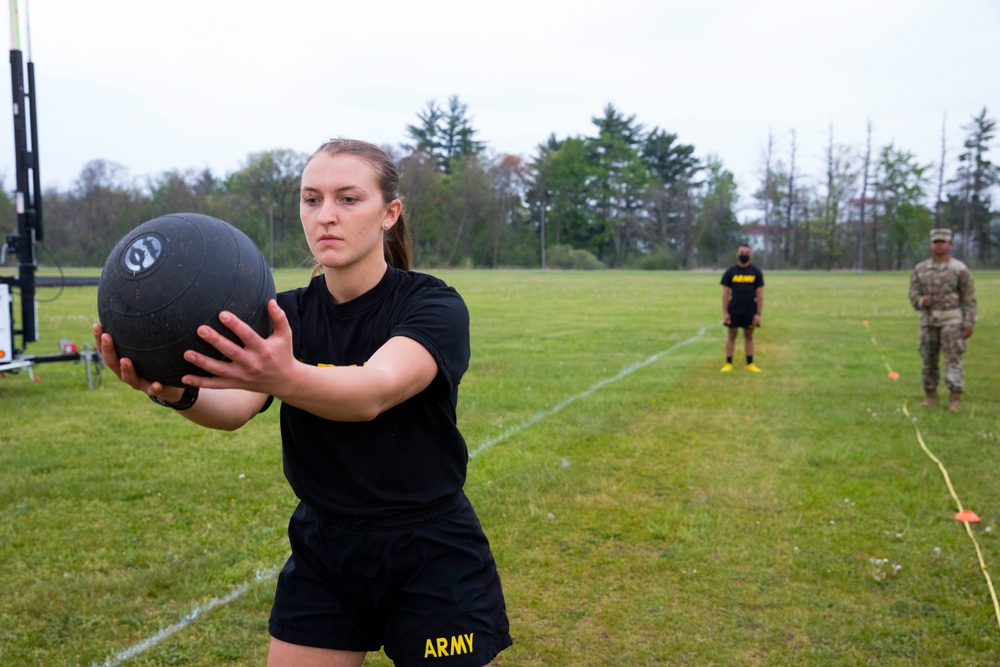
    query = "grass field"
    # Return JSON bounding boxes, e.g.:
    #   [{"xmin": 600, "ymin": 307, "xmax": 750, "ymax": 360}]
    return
[{"xmin": 1, "ymin": 268, "xmax": 998, "ymax": 666}]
